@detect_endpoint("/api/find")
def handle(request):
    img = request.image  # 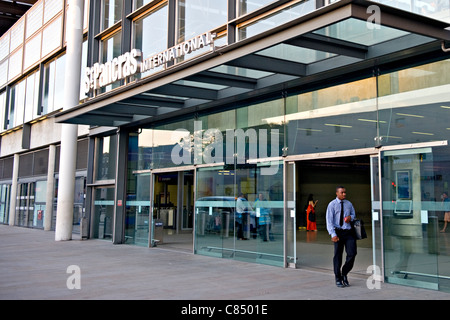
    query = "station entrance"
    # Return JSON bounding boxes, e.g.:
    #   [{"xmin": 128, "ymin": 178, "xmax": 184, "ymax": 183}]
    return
[
  {"xmin": 293, "ymin": 155, "xmax": 373, "ymax": 276},
  {"xmin": 151, "ymin": 170, "xmax": 195, "ymax": 252}
]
